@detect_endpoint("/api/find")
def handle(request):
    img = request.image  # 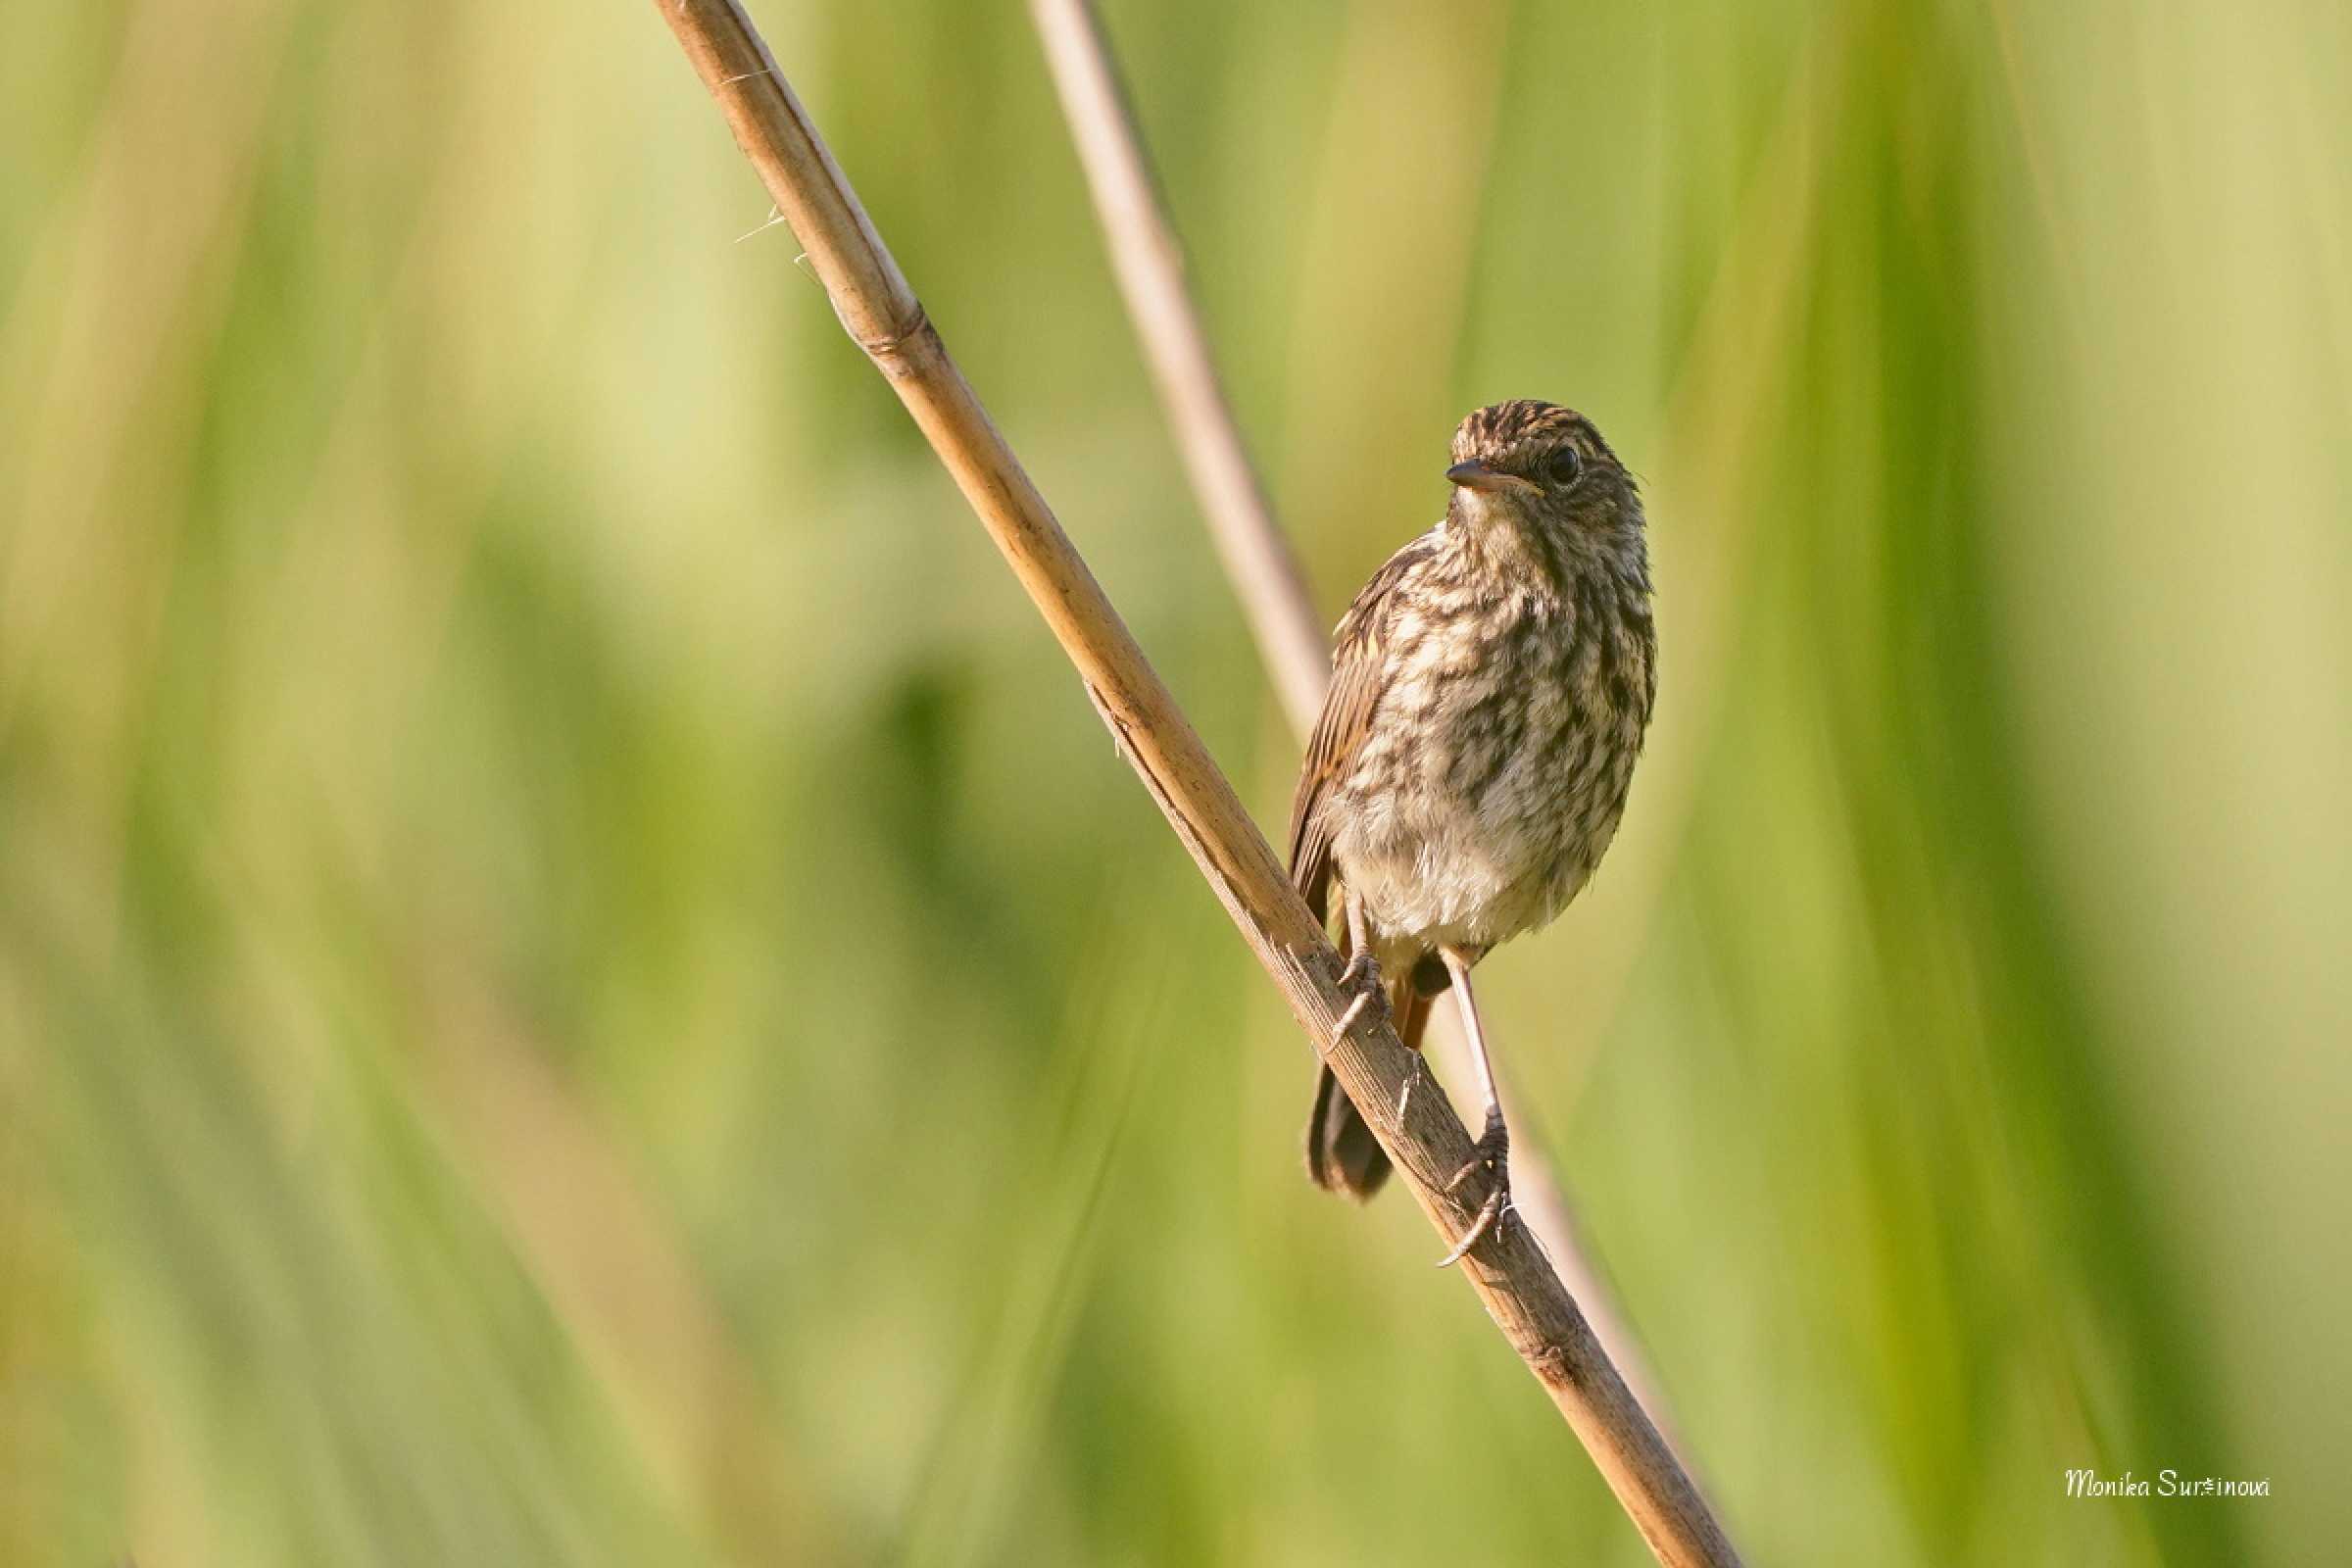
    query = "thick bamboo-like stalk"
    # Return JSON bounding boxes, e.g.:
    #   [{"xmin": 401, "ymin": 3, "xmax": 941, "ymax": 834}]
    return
[
  {"xmin": 652, "ymin": 5, "xmax": 1741, "ymax": 1564},
  {"xmin": 1026, "ymin": 0, "xmax": 1688, "ymax": 1455}
]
